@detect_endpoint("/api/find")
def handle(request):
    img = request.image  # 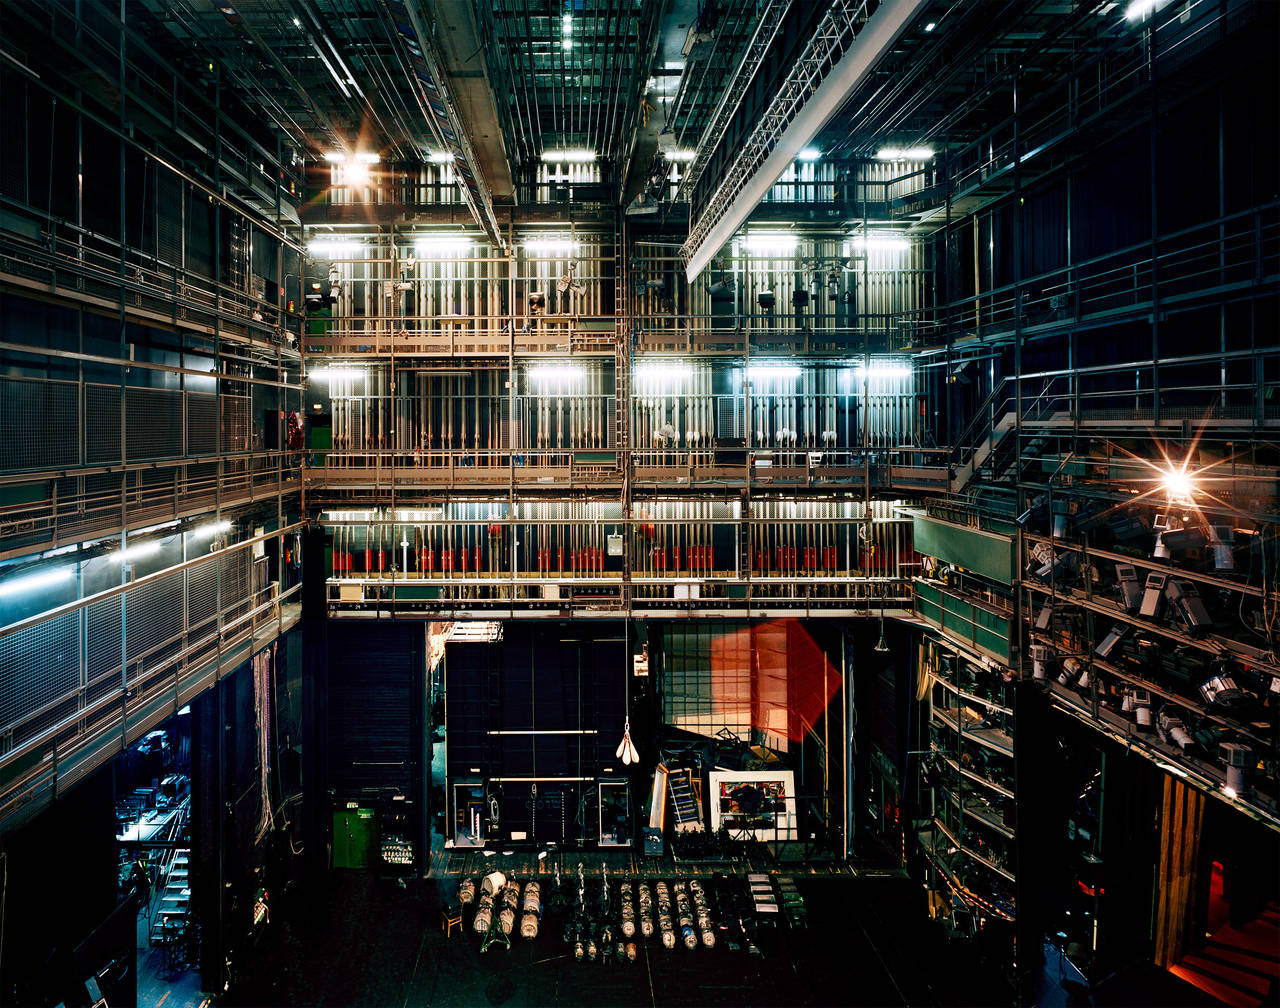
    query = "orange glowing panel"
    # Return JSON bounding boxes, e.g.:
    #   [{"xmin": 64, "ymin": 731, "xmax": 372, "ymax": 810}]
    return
[{"xmin": 709, "ymin": 619, "xmax": 841, "ymax": 744}]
